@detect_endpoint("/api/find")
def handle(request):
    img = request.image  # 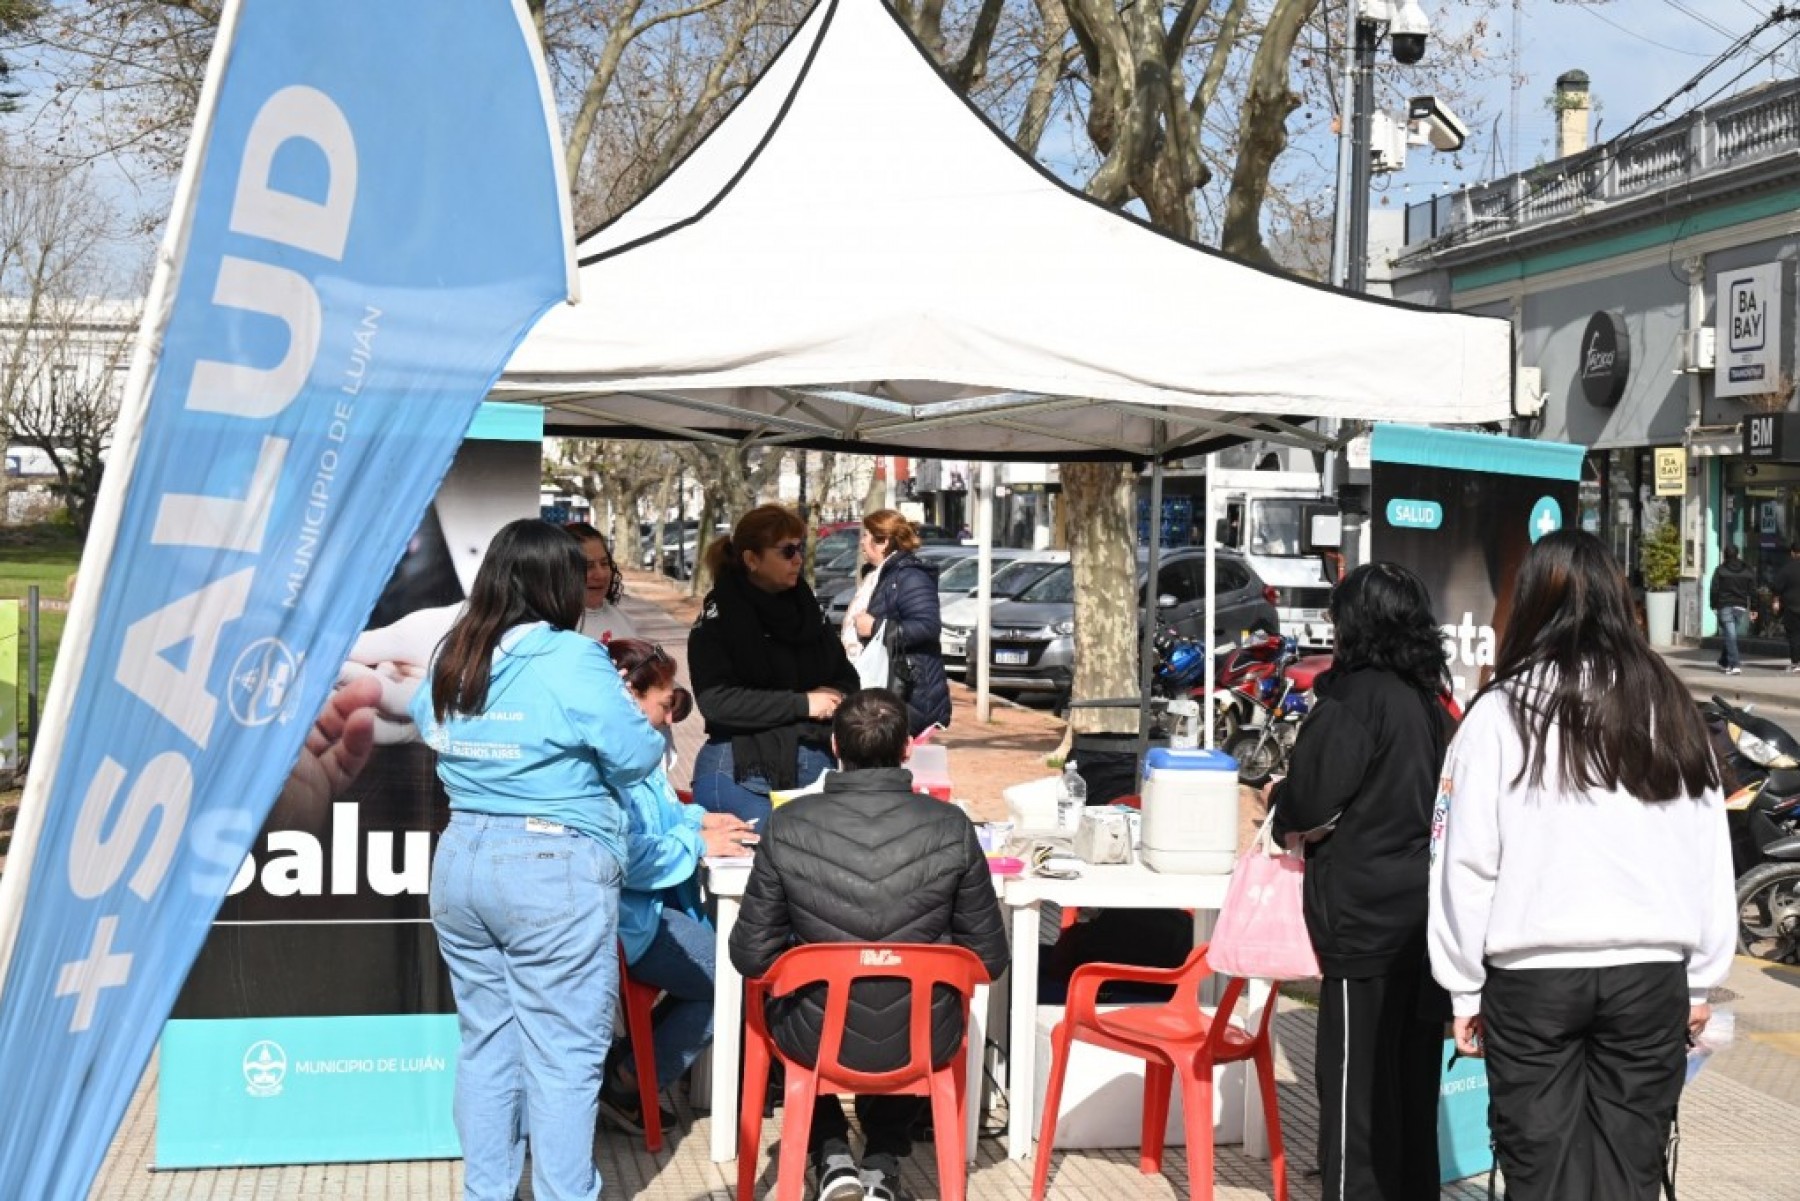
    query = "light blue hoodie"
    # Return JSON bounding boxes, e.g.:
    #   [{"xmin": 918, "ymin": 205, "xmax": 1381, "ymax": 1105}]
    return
[
  {"xmin": 412, "ymin": 623, "xmax": 665, "ymax": 864},
  {"xmin": 618, "ymin": 771, "xmax": 709, "ymax": 963}
]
